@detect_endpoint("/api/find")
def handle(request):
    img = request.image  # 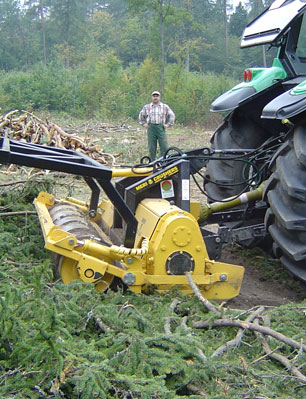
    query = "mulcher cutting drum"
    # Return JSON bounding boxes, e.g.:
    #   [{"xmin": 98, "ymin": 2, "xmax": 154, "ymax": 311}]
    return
[{"xmin": 49, "ymin": 202, "xmax": 118, "ymax": 291}]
